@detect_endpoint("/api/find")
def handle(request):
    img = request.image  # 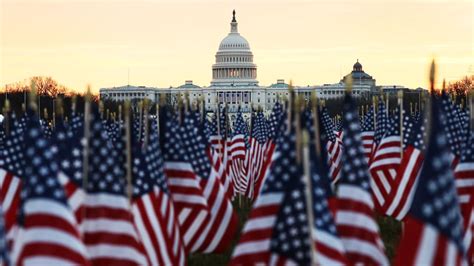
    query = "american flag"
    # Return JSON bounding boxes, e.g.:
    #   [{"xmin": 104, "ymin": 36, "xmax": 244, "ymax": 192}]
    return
[
  {"xmin": 11, "ymin": 115, "xmax": 88, "ymax": 265},
  {"xmin": 265, "ymin": 102, "xmax": 285, "ymax": 167},
  {"xmin": 82, "ymin": 109, "xmax": 149, "ymax": 265},
  {"xmin": 230, "ymin": 108, "xmax": 249, "ymax": 195},
  {"xmin": 160, "ymin": 108, "xmax": 211, "ymax": 252},
  {"xmin": 231, "ymin": 130, "xmax": 313, "ymax": 264},
  {"xmin": 455, "ymin": 131, "xmax": 474, "ymax": 261},
  {"xmin": 208, "ymin": 109, "xmax": 225, "ymax": 156},
  {"xmin": 0, "ymin": 206, "xmax": 10, "ymax": 265},
  {"xmin": 334, "ymin": 93, "xmax": 389, "ymax": 265},
  {"xmin": 394, "ymin": 98, "xmax": 467, "ymax": 266},
  {"xmin": 246, "ymin": 111, "xmax": 273, "ymax": 199},
  {"xmin": 384, "ymin": 115, "xmax": 427, "ymax": 220},
  {"xmin": 0, "ymin": 118, "xmax": 25, "ymax": 251},
  {"xmin": 309, "ymin": 143, "xmax": 348, "ymax": 264},
  {"xmin": 207, "ymin": 109, "xmax": 234, "ymax": 199},
  {"xmin": 217, "ymin": 106, "xmax": 235, "ymax": 200},
  {"xmin": 370, "ymin": 108, "xmax": 402, "ymax": 211},
  {"xmin": 361, "ymin": 106, "xmax": 375, "ymax": 163},
  {"xmin": 373, "ymin": 100, "xmax": 388, "ymax": 147},
  {"xmin": 335, "ymin": 118, "xmax": 343, "ymax": 132},
  {"xmin": 464, "ymin": 196, "xmax": 474, "ymax": 264},
  {"xmin": 456, "ymin": 106, "xmax": 470, "ymax": 142},
  {"xmin": 53, "ymin": 118, "xmax": 86, "ymax": 225},
  {"xmin": 179, "ymin": 113, "xmax": 238, "ymax": 253},
  {"xmin": 321, "ymin": 107, "xmax": 343, "ymax": 183},
  {"xmin": 39, "ymin": 119, "xmax": 52, "ymax": 139},
  {"xmin": 440, "ymin": 93, "xmax": 464, "ymax": 162},
  {"xmin": 267, "ymin": 102, "xmax": 284, "ymax": 140},
  {"xmin": 131, "ymin": 130, "xmax": 186, "ymax": 266}
]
